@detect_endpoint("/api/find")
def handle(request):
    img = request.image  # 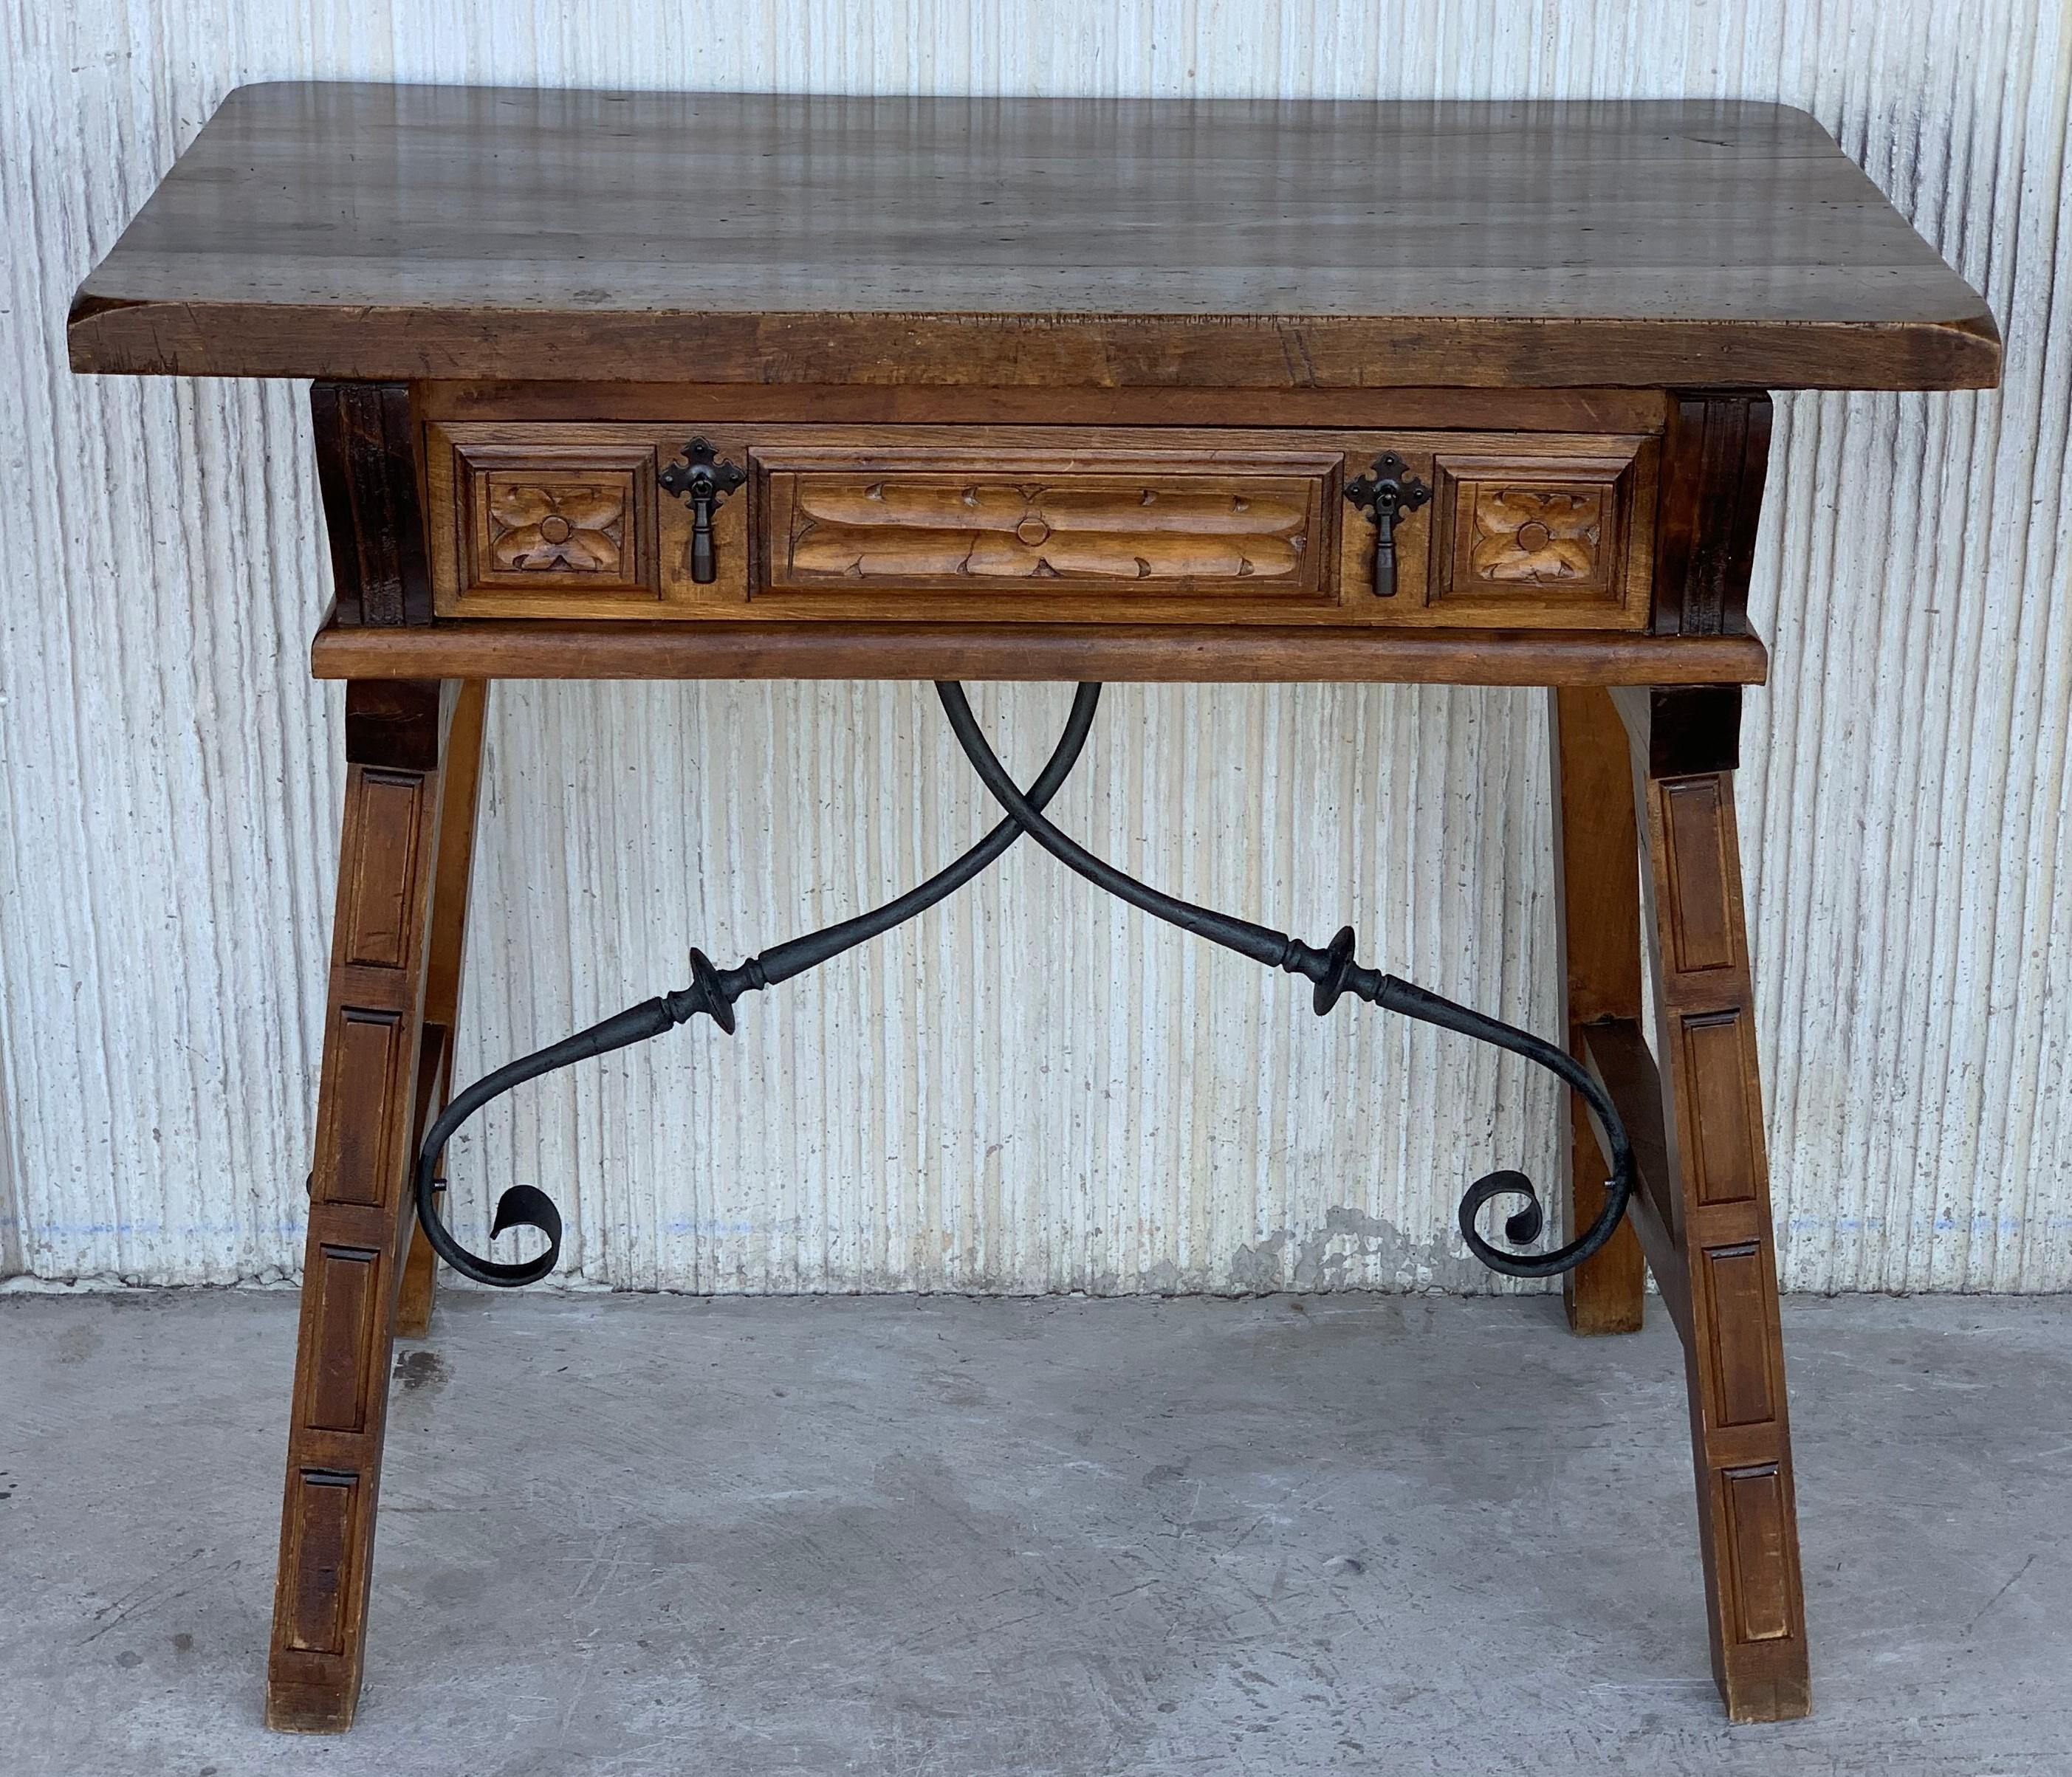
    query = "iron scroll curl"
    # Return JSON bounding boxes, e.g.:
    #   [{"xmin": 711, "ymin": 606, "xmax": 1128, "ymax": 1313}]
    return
[{"xmin": 416, "ymin": 683, "xmax": 1635, "ymax": 1285}]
